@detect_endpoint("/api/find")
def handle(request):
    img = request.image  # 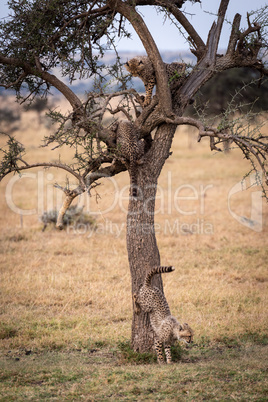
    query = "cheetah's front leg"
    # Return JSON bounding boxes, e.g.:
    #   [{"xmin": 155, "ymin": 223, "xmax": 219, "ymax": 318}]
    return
[
  {"xmin": 164, "ymin": 344, "xmax": 172, "ymax": 364},
  {"xmin": 143, "ymin": 81, "xmax": 154, "ymax": 107}
]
